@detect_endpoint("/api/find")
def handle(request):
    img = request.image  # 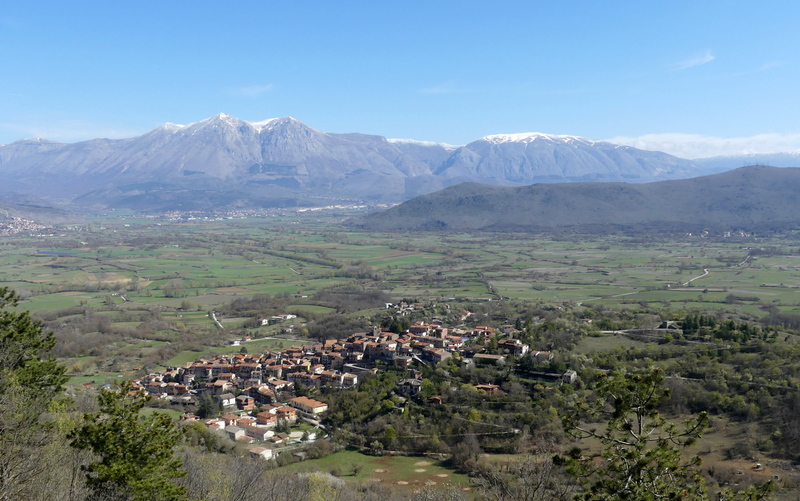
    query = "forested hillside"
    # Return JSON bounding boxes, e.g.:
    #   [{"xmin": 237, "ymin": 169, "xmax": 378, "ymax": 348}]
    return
[{"xmin": 358, "ymin": 166, "xmax": 800, "ymax": 232}]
